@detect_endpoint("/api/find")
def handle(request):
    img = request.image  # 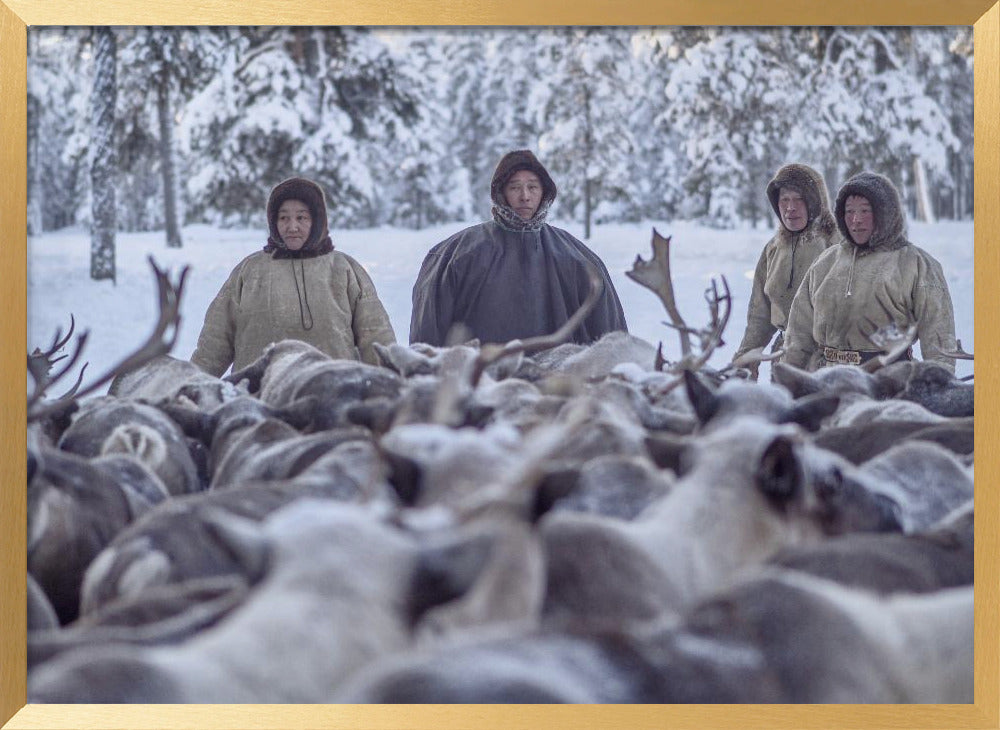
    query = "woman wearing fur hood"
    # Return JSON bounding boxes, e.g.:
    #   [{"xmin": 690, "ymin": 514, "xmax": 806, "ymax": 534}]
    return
[
  {"xmin": 733, "ymin": 163, "xmax": 840, "ymax": 376},
  {"xmin": 783, "ymin": 171, "xmax": 956, "ymax": 372},
  {"xmin": 191, "ymin": 177, "xmax": 396, "ymax": 376},
  {"xmin": 409, "ymin": 150, "xmax": 627, "ymax": 346}
]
